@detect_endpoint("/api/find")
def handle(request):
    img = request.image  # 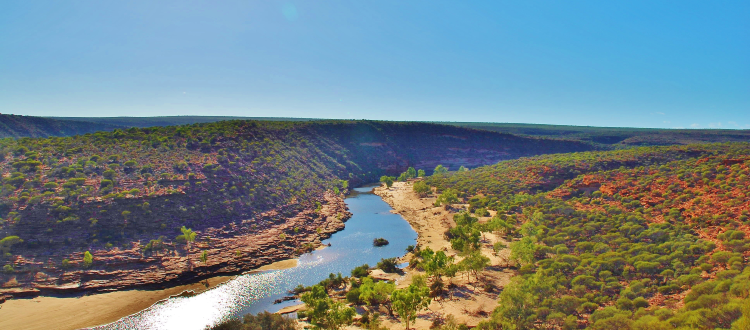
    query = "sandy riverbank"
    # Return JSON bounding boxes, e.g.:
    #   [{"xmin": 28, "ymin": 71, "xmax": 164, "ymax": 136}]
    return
[
  {"xmin": 0, "ymin": 258, "xmax": 298, "ymax": 330},
  {"xmin": 370, "ymin": 181, "xmax": 515, "ymax": 330}
]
